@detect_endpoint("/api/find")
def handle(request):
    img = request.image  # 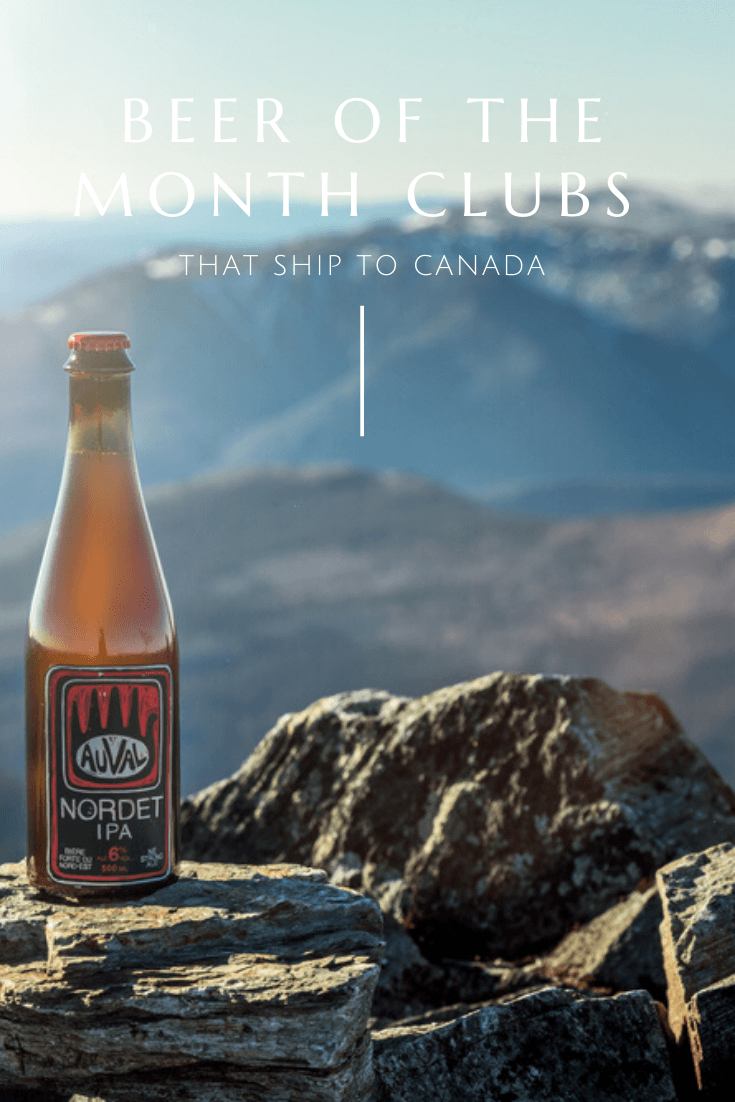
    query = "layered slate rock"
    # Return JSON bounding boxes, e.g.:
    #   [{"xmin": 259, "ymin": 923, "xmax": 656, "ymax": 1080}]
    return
[
  {"xmin": 372, "ymin": 987, "xmax": 677, "ymax": 1102},
  {"xmin": 657, "ymin": 841, "xmax": 735, "ymax": 1091},
  {"xmin": 182, "ymin": 675, "xmax": 735, "ymax": 959},
  {"xmin": 689, "ymin": 974, "xmax": 735, "ymax": 1098},
  {"xmin": 0, "ymin": 861, "xmax": 383, "ymax": 1102},
  {"xmin": 656, "ymin": 842, "xmax": 735, "ymax": 1041}
]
